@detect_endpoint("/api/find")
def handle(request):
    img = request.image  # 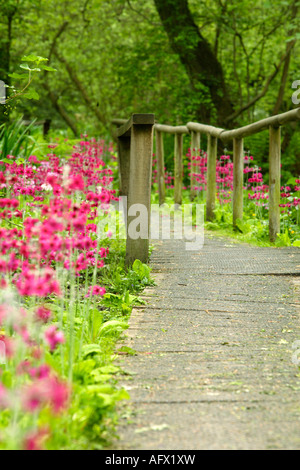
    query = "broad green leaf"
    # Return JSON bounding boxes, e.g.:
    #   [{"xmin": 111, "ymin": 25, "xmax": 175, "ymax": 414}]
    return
[
  {"xmin": 23, "ymin": 89, "xmax": 40, "ymax": 100},
  {"xmin": 19, "ymin": 64, "xmax": 31, "ymax": 71},
  {"xmin": 40, "ymin": 65, "xmax": 57, "ymax": 72},
  {"xmin": 8, "ymin": 72, "xmax": 28, "ymax": 80},
  {"xmin": 22, "ymin": 55, "xmax": 48, "ymax": 62},
  {"xmin": 81, "ymin": 344, "xmax": 102, "ymax": 357}
]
